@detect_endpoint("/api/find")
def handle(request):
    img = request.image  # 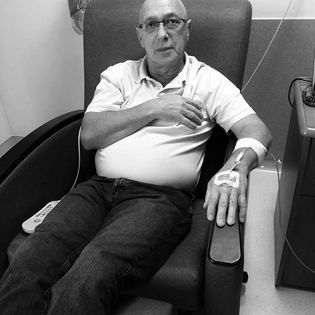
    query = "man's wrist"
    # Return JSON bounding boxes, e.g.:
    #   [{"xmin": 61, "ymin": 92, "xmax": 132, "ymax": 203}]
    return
[
  {"xmin": 233, "ymin": 137, "xmax": 267, "ymax": 166},
  {"xmin": 141, "ymin": 99, "xmax": 160, "ymax": 121},
  {"xmin": 233, "ymin": 162, "xmax": 250, "ymax": 174},
  {"xmin": 233, "ymin": 148, "xmax": 258, "ymax": 174}
]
